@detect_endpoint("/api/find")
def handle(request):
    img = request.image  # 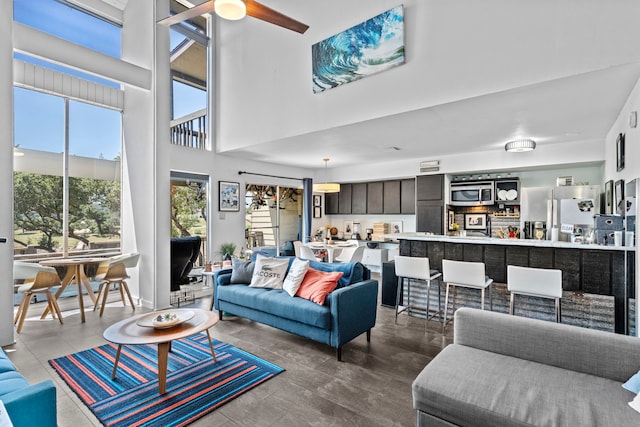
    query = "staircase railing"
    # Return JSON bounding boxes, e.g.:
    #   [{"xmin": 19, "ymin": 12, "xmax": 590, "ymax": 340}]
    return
[{"xmin": 170, "ymin": 108, "xmax": 207, "ymax": 149}]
